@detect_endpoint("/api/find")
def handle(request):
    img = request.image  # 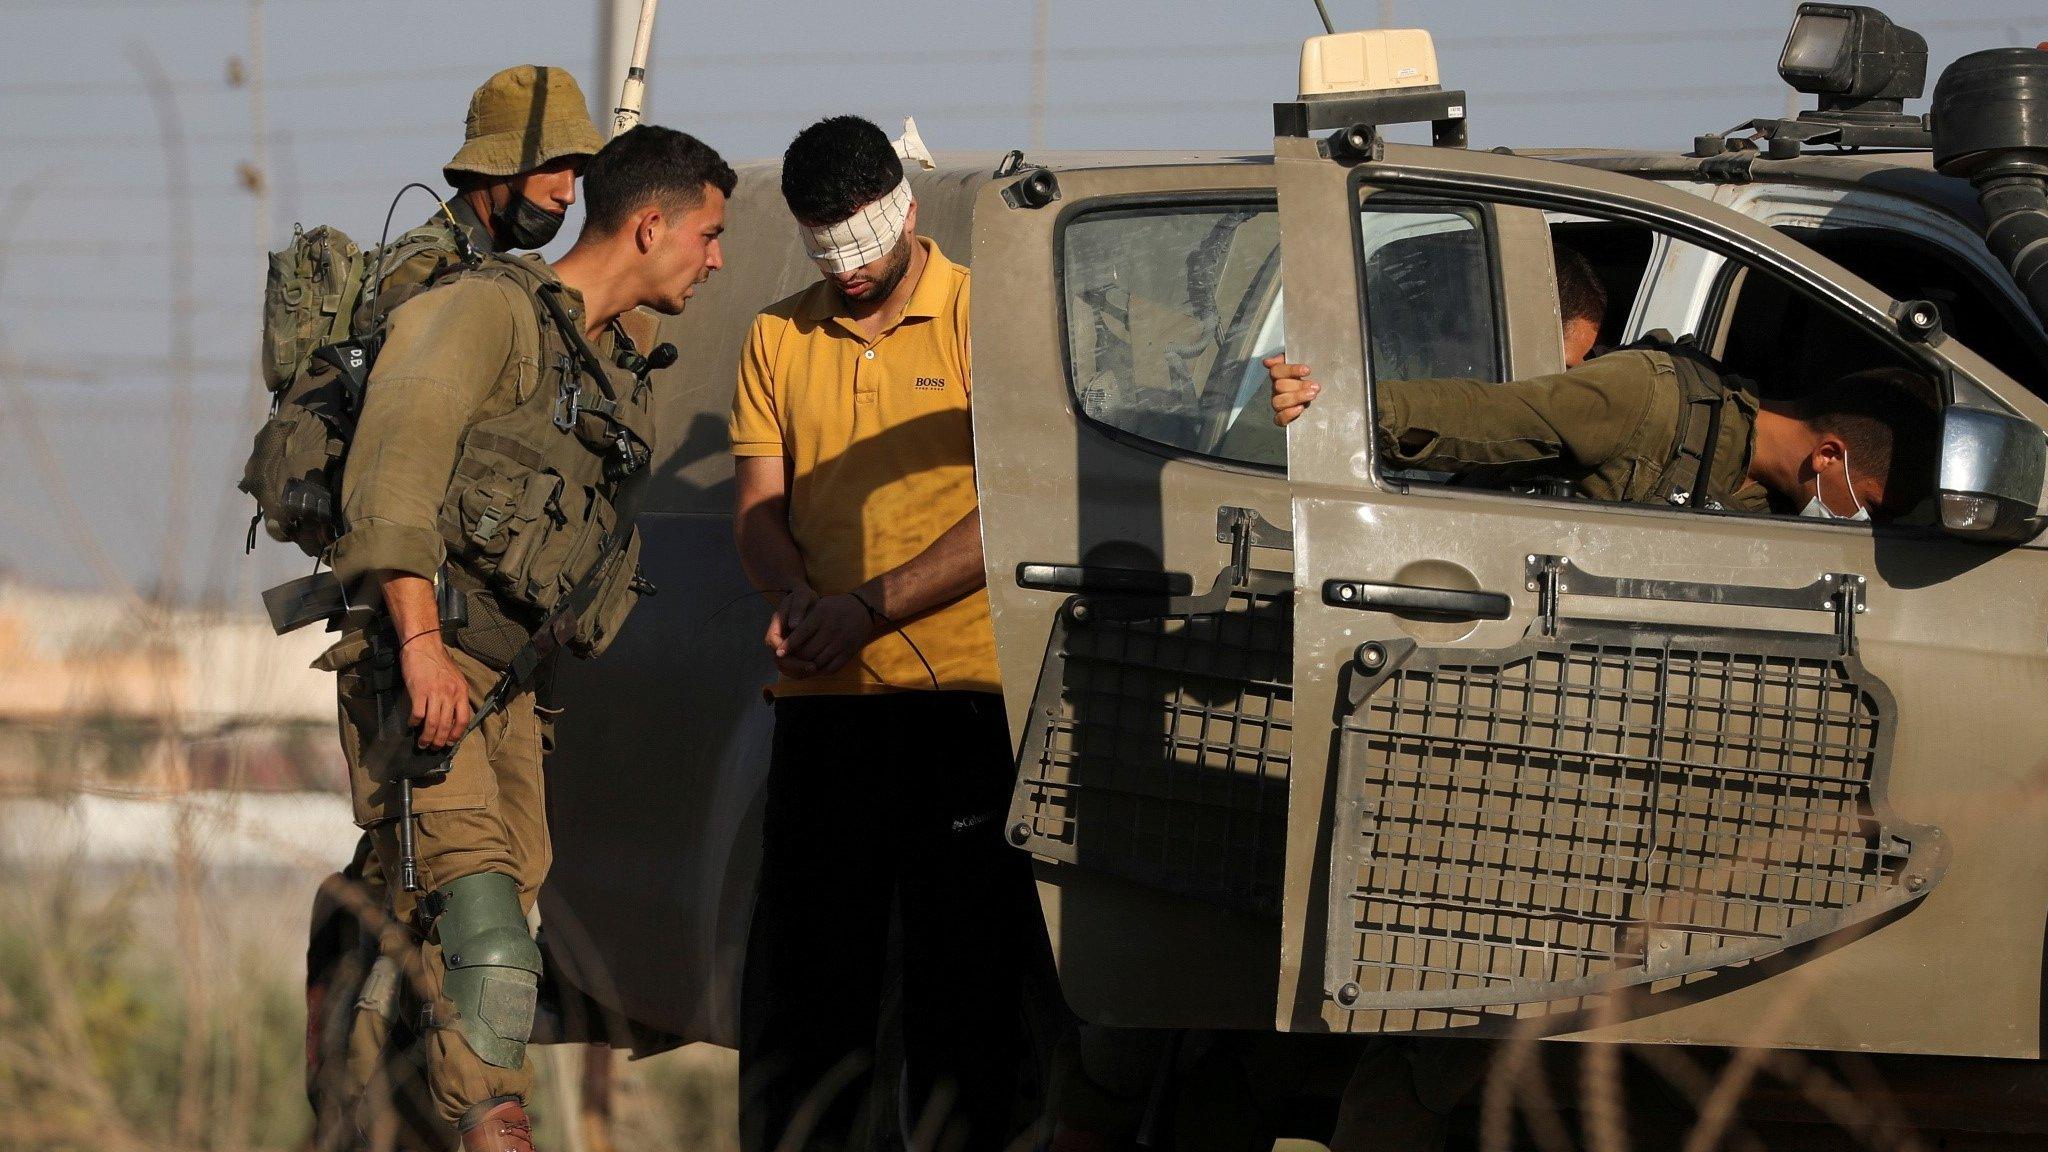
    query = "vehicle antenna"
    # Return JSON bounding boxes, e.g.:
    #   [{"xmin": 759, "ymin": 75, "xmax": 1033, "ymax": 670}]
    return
[{"xmin": 1312, "ymin": 0, "xmax": 1336, "ymax": 34}]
